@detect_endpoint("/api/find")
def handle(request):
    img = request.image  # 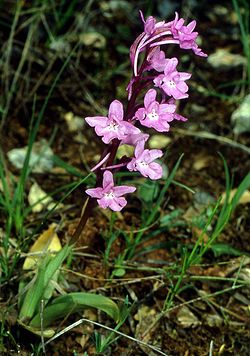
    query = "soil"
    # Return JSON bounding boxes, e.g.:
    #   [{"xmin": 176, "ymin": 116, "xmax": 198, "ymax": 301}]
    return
[{"xmin": 0, "ymin": 1, "xmax": 250, "ymax": 355}]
